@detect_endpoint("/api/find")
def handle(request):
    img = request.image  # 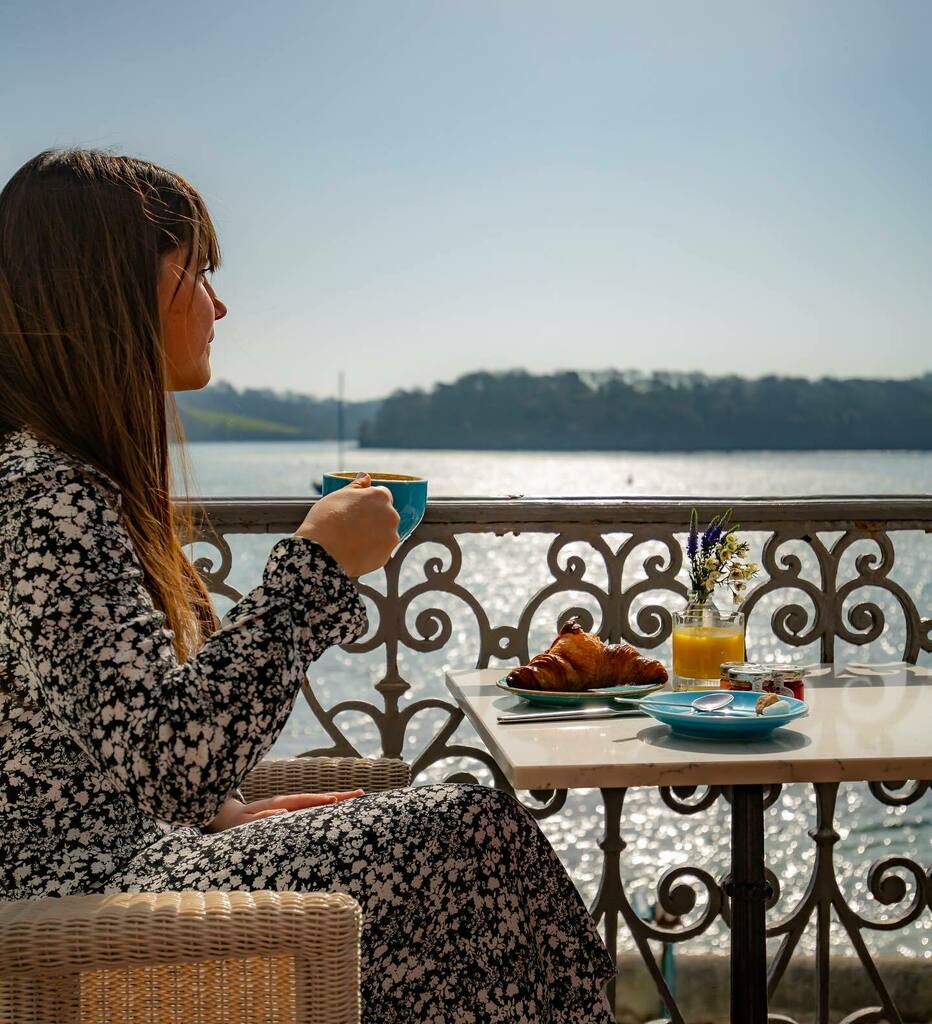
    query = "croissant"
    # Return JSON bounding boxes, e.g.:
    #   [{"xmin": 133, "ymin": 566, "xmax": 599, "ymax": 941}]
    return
[{"xmin": 506, "ymin": 619, "xmax": 668, "ymax": 691}]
